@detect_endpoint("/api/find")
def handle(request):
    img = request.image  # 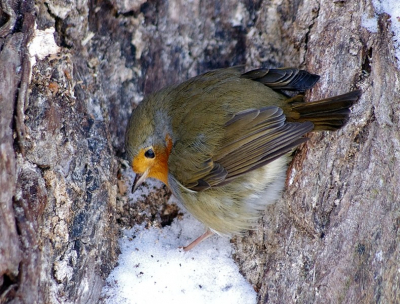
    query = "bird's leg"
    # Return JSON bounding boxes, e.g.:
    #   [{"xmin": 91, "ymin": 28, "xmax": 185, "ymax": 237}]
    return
[{"xmin": 183, "ymin": 228, "xmax": 214, "ymax": 251}]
